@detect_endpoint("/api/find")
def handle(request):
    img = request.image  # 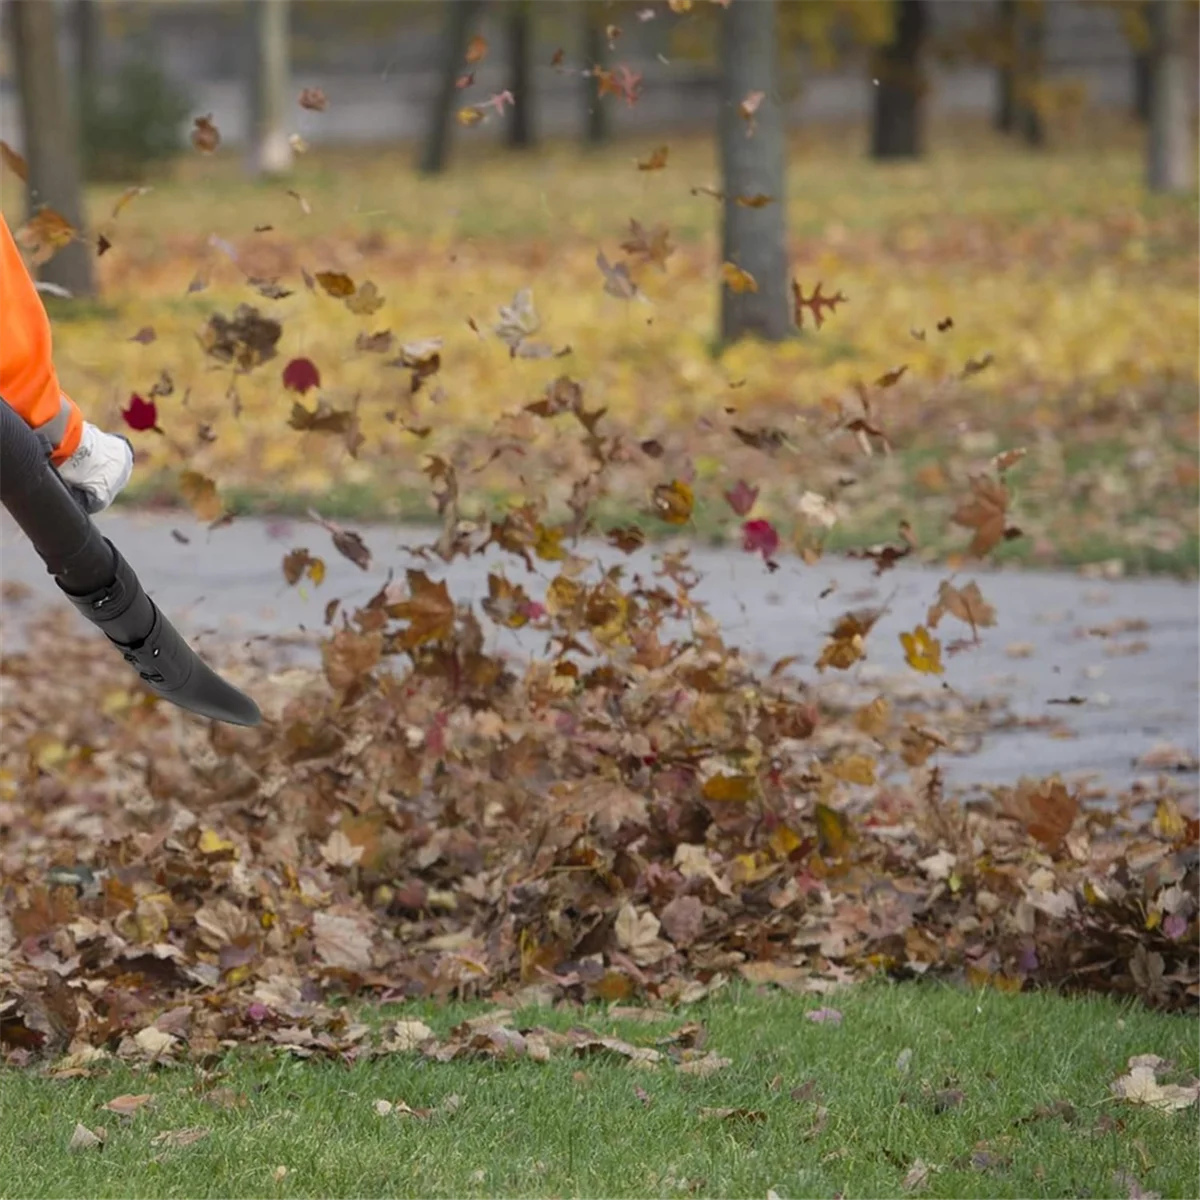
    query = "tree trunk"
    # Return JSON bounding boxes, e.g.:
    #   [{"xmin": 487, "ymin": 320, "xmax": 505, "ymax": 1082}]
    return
[
  {"xmin": 1133, "ymin": 50, "xmax": 1152, "ymax": 123},
  {"xmin": 870, "ymin": 0, "xmax": 927, "ymax": 160},
  {"xmin": 73, "ymin": 0, "xmax": 100, "ymax": 99},
  {"xmin": 1147, "ymin": 0, "xmax": 1193, "ymax": 193},
  {"xmin": 11, "ymin": 0, "xmax": 95, "ymax": 299},
  {"xmin": 718, "ymin": 0, "xmax": 789, "ymax": 345},
  {"xmin": 1013, "ymin": 0, "xmax": 1045, "ymax": 147},
  {"xmin": 995, "ymin": 0, "xmax": 1016, "ymax": 133},
  {"xmin": 582, "ymin": 1, "xmax": 608, "ymax": 147},
  {"xmin": 506, "ymin": 1, "xmax": 535, "ymax": 149},
  {"xmin": 418, "ymin": 0, "xmax": 484, "ymax": 175},
  {"xmin": 245, "ymin": 0, "xmax": 293, "ymax": 178}
]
